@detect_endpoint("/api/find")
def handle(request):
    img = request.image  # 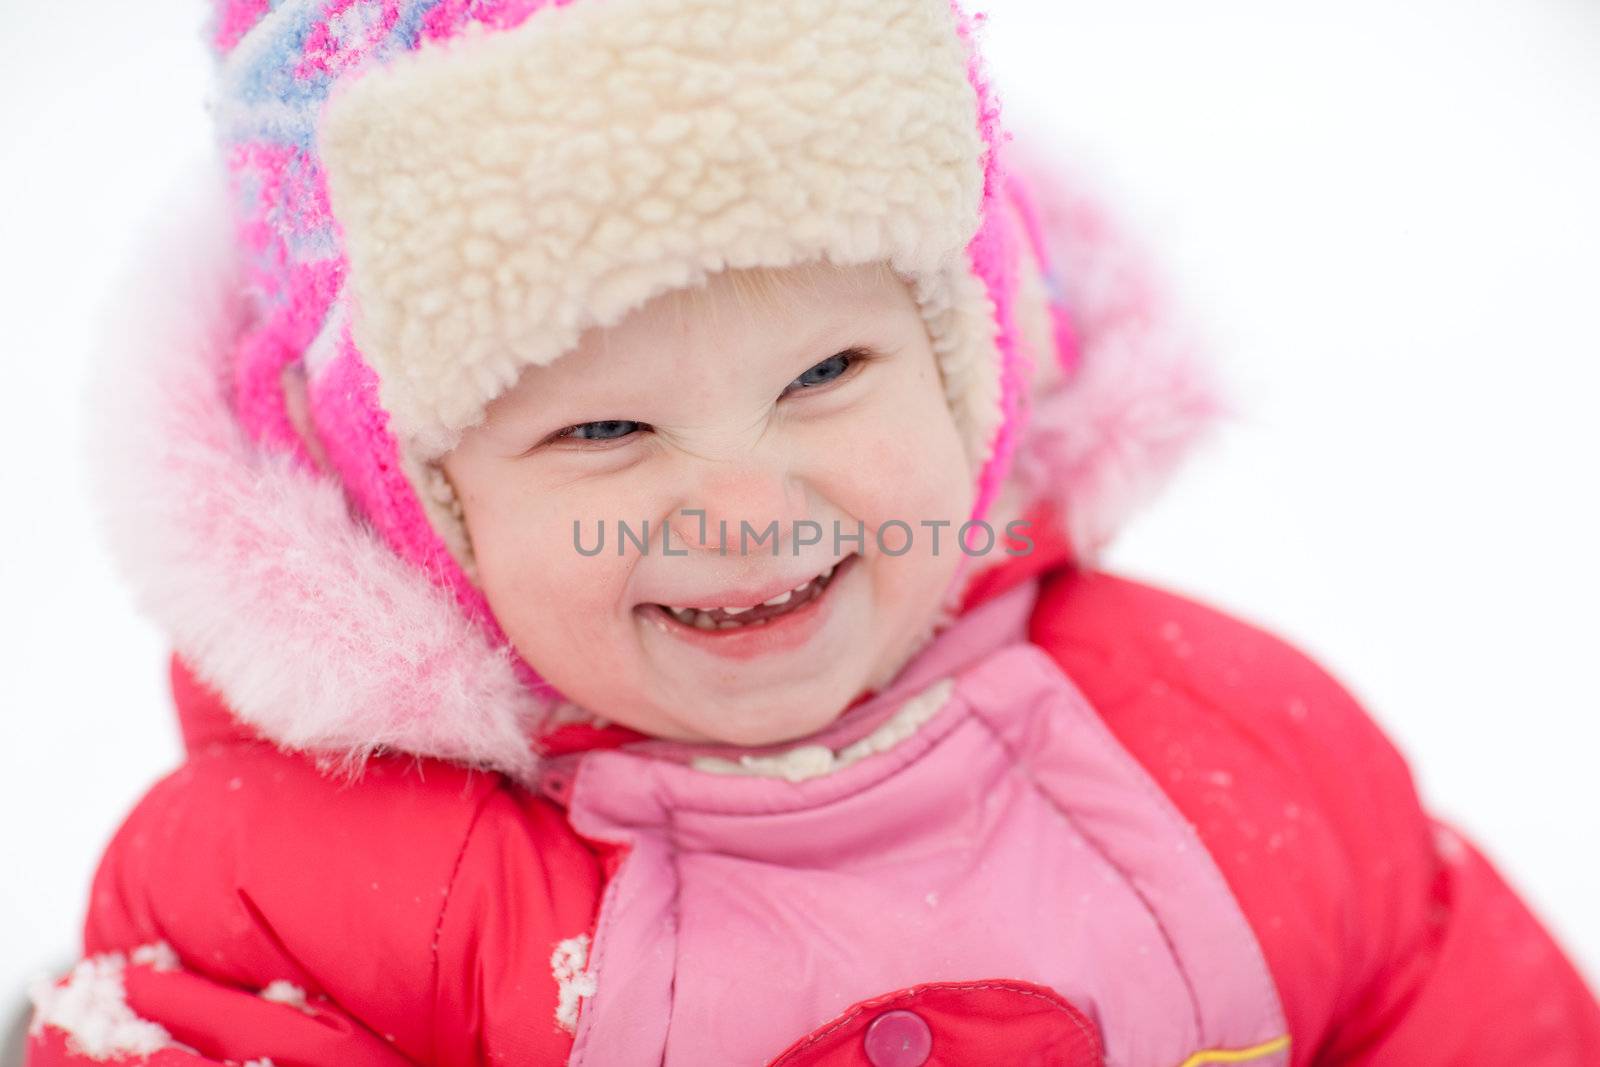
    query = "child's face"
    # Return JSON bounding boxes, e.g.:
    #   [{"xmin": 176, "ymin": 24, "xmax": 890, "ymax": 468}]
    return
[{"xmin": 440, "ymin": 262, "xmax": 974, "ymax": 746}]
